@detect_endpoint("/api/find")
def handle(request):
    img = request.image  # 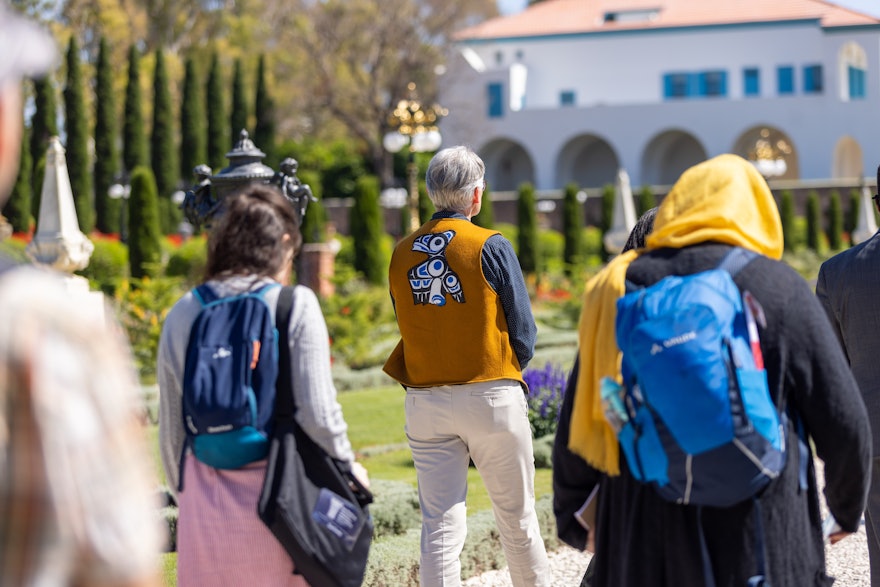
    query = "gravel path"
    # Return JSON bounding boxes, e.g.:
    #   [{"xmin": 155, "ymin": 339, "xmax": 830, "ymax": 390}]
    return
[
  {"xmin": 464, "ymin": 460, "xmax": 871, "ymax": 586},
  {"xmin": 463, "ymin": 531, "xmax": 869, "ymax": 587}
]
